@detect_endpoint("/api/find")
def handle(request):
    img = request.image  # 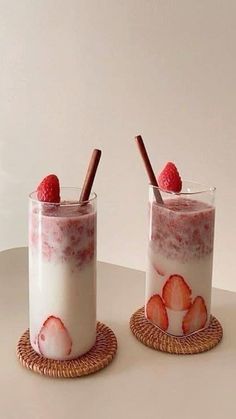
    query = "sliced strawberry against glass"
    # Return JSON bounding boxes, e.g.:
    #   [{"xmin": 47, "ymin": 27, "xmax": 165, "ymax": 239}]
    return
[
  {"xmin": 146, "ymin": 294, "xmax": 169, "ymax": 330},
  {"xmin": 182, "ymin": 296, "xmax": 208, "ymax": 335},
  {"xmin": 153, "ymin": 263, "xmax": 165, "ymax": 277},
  {"xmin": 162, "ymin": 274, "xmax": 192, "ymax": 311},
  {"xmin": 38, "ymin": 315, "xmax": 72, "ymax": 359}
]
